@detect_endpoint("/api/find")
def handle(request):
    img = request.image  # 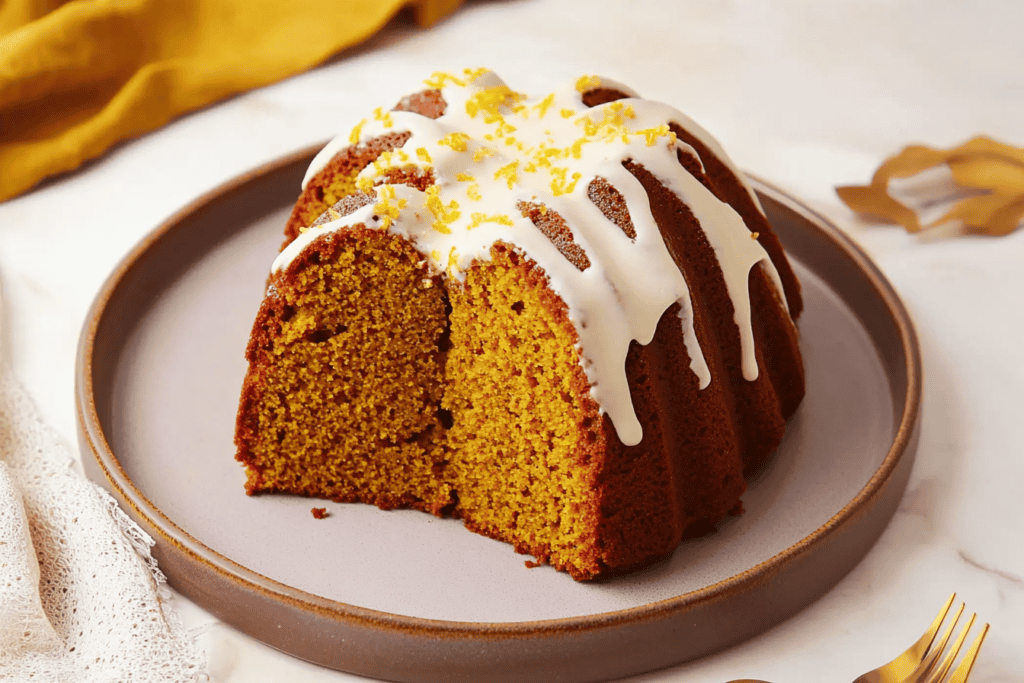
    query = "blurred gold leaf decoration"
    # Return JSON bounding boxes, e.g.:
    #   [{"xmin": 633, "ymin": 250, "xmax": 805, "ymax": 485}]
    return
[{"xmin": 836, "ymin": 137, "xmax": 1024, "ymax": 236}]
